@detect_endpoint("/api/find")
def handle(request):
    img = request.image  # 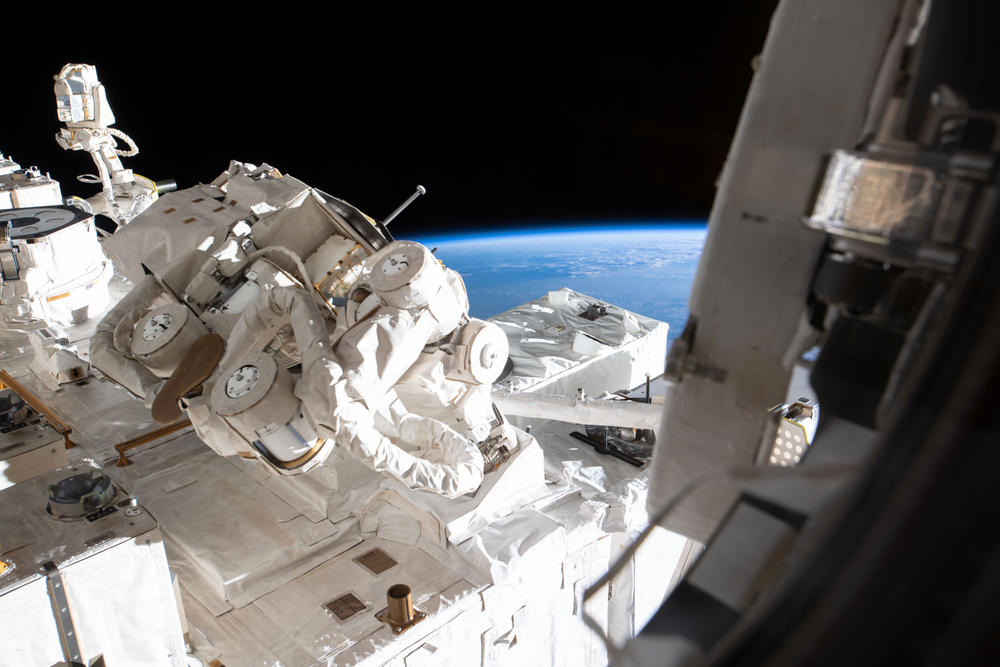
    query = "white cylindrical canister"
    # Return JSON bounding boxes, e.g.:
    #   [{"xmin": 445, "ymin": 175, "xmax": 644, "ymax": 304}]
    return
[
  {"xmin": 131, "ymin": 302, "xmax": 209, "ymax": 377},
  {"xmin": 211, "ymin": 351, "xmax": 329, "ymax": 471}
]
